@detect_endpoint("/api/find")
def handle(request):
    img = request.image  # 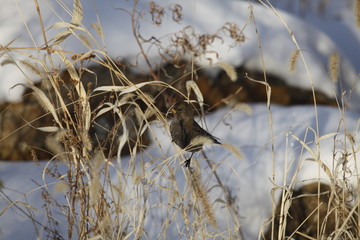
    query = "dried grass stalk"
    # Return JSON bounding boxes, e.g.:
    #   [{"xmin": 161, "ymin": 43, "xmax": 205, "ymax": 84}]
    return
[
  {"xmin": 79, "ymin": 33, "xmax": 92, "ymax": 48},
  {"xmin": 188, "ymin": 167, "xmax": 217, "ymax": 228},
  {"xmin": 328, "ymin": 53, "xmax": 339, "ymax": 82},
  {"xmin": 218, "ymin": 61, "xmax": 237, "ymax": 82},
  {"xmin": 1, "ymin": 58, "xmax": 15, "ymax": 66},
  {"xmin": 289, "ymin": 50, "xmax": 300, "ymax": 73},
  {"xmin": 12, "ymin": 83, "xmax": 62, "ymax": 127},
  {"xmin": 222, "ymin": 143, "xmax": 243, "ymax": 160},
  {"xmin": 233, "ymin": 103, "xmax": 252, "ymax": 115},
  {"xmin": 19, "ymin": 60, "xmax": 42, "ymax": 77},
  {"xmin": 71, "ymin": 0, "xmax": 83, "ymax": 26},
  {"xmin": 356, "ymin": 0, "xmax": 360, "ymax": 28},
  {"xmin": 186, "ymin": 80, "xmax": 204, "ymax": 103},
  {"xmin": 45, "ymin": 135, "xmax": 66, "ymax": 161},
  {"xmin": 91, "ymin": 23, "xmax": 104, "ymax": 38}
]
